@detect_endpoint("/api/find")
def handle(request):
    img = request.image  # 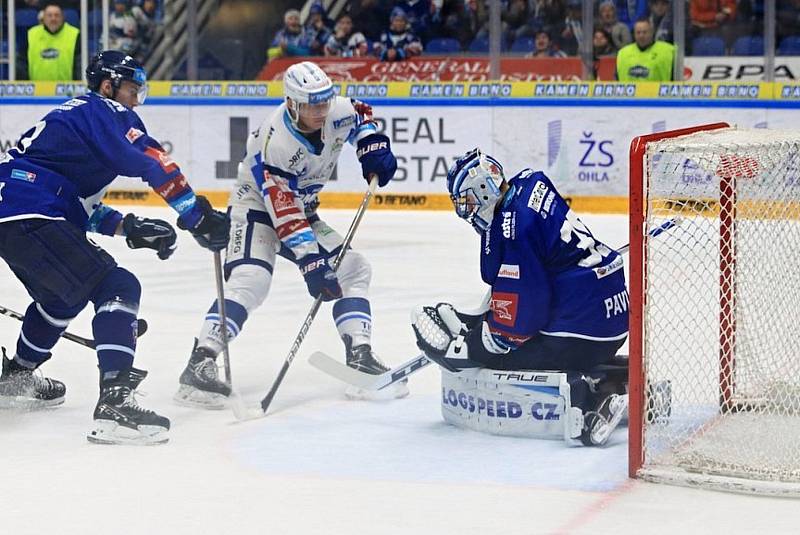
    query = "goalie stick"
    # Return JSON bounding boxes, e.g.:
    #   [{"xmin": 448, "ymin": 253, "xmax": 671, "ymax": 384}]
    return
[
  {"xmin": 0, "ymin": 304, "xmax": 149, "ymax": 350},
  {"xmin": 308, "ymin": 217, "xmax": 684, "ymax": 390}
]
